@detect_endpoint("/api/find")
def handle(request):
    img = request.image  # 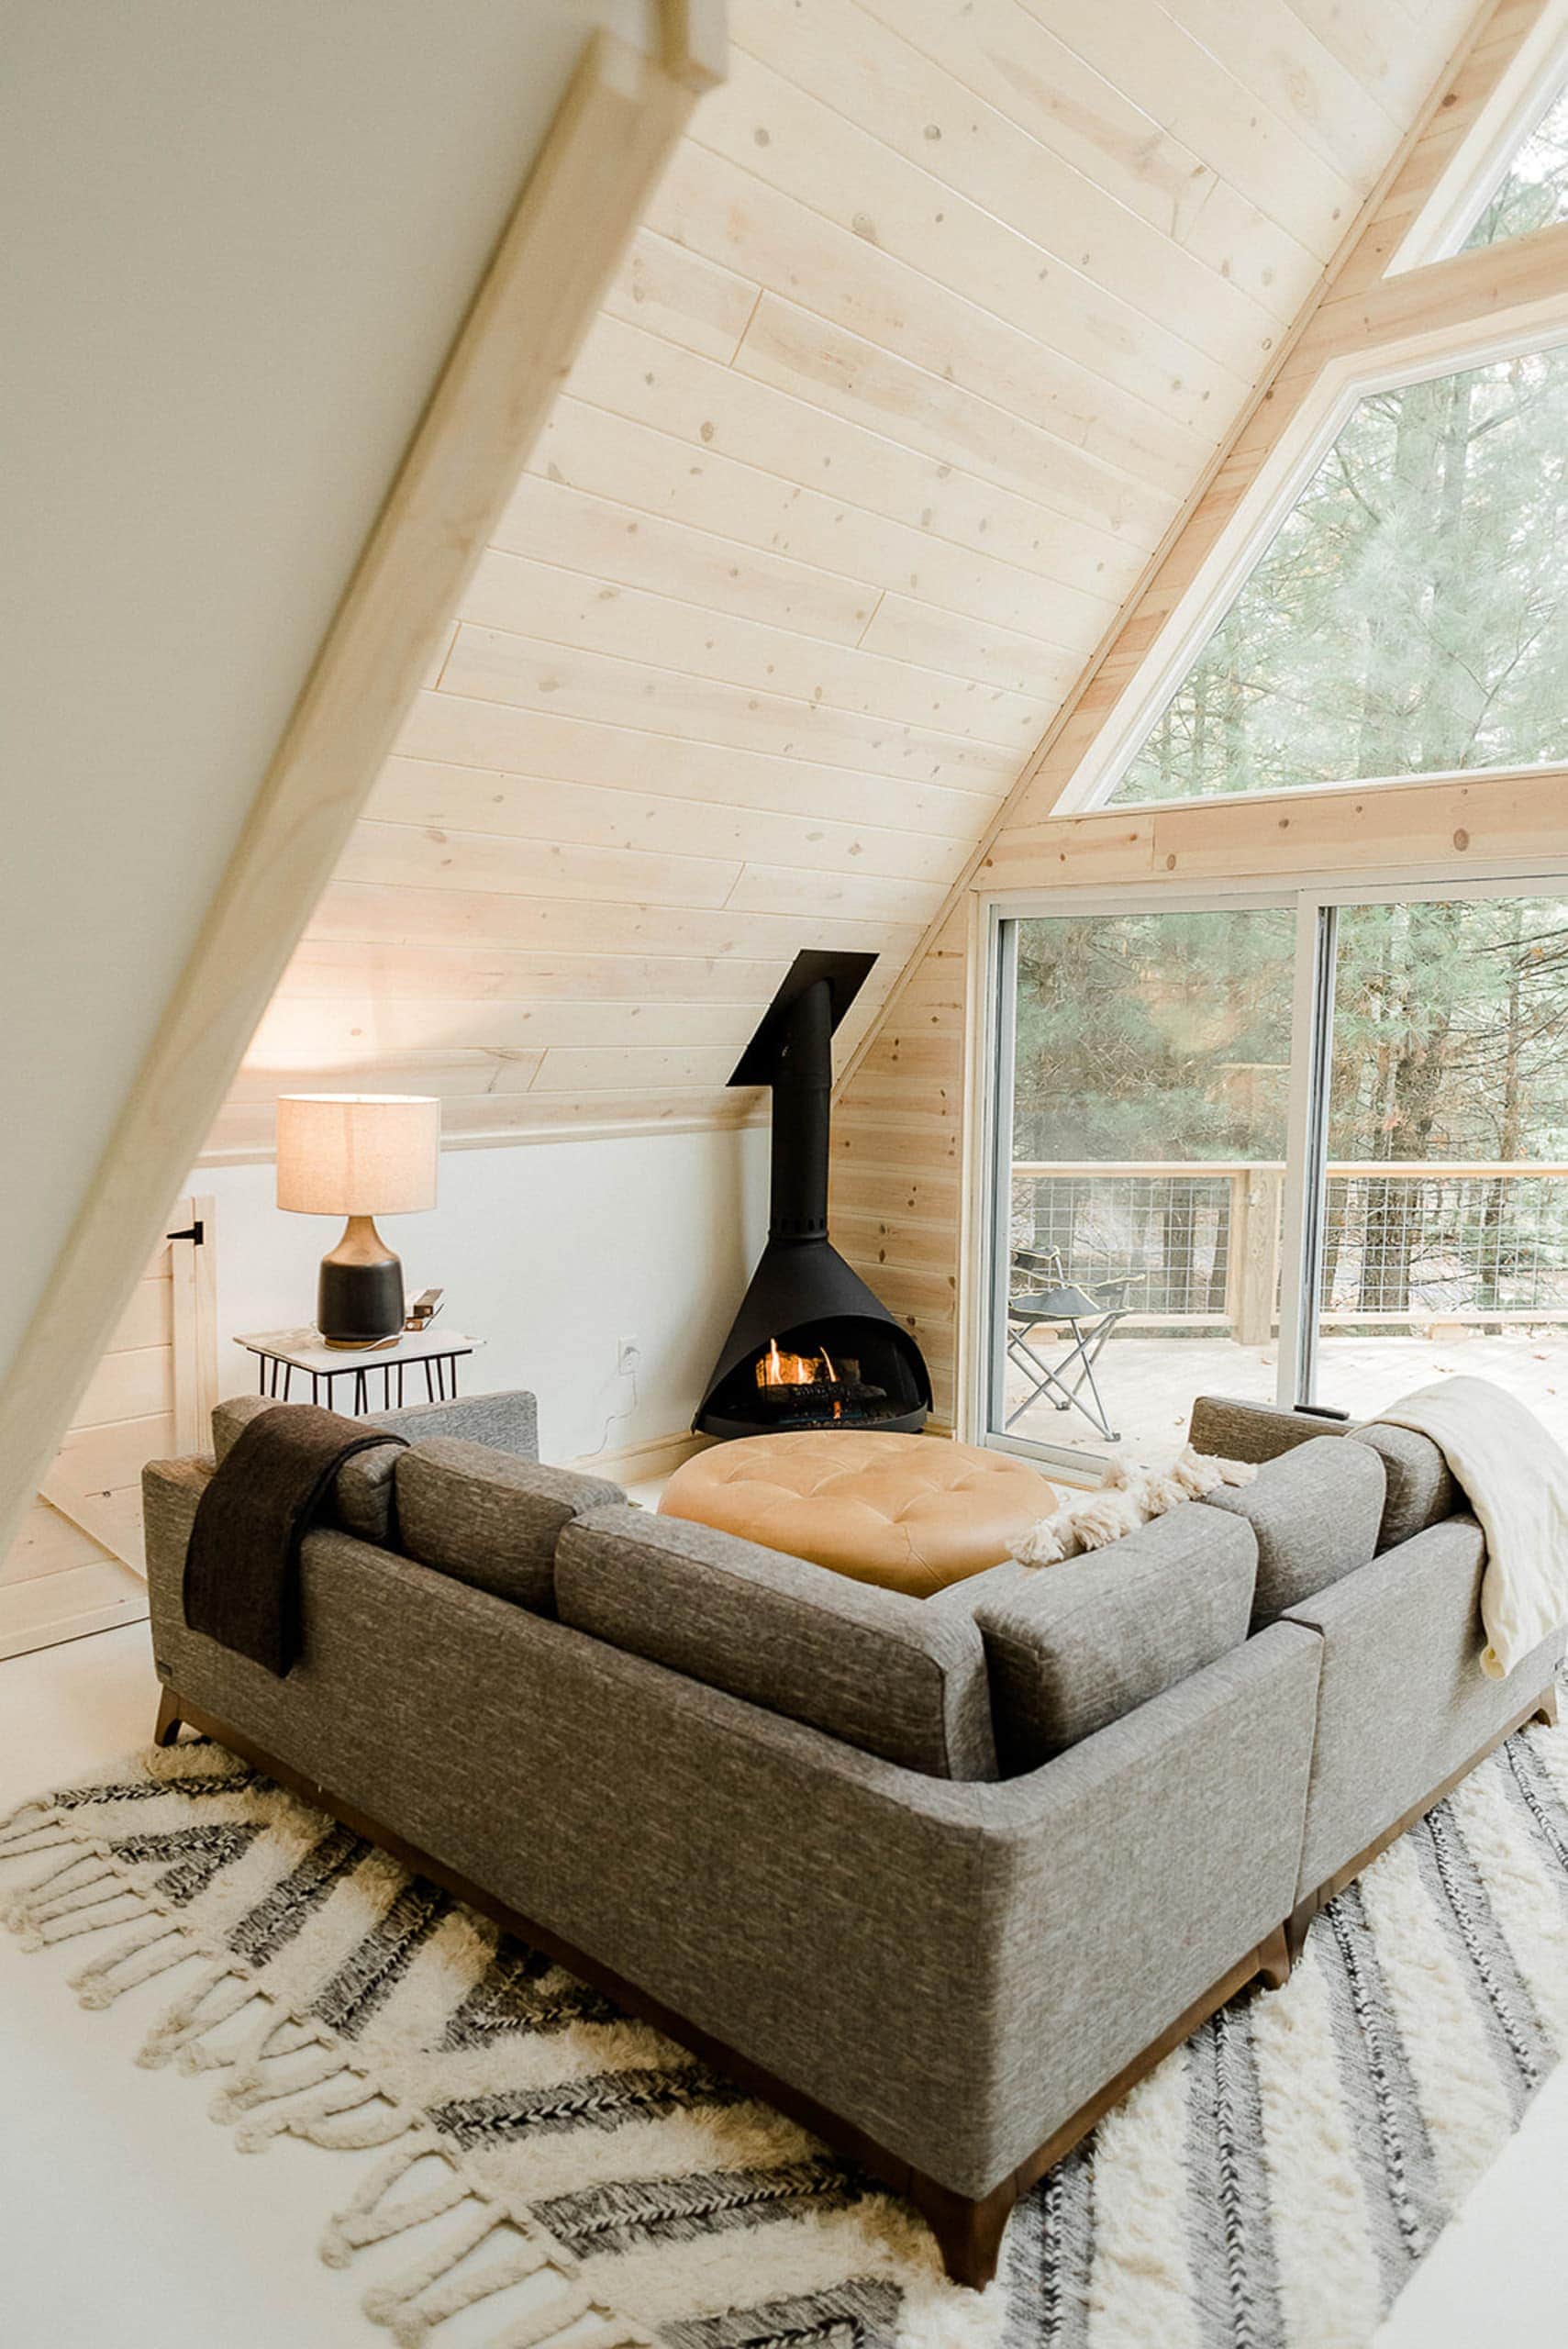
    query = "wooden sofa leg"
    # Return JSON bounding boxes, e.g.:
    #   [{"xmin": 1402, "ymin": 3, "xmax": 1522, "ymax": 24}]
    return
[
  {"xmin": 1535, "ymin": 1686, "xmax": 1559, "ymax": 1727},
  {"xmin": 1255, "ymin": 1921, "xmax": 1292, "ymax": 1990},
  {"xmin": 1284, "ymin": 1899, "xmax": 1317, "ymax": 1966},
  {"xmin": 153, "ymin": 1688, "xmax": 183, "ymax": 1747},
  {"xmin": 910, "ymin": 2172, "xmax": 1017, "ymax": 2289}
]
